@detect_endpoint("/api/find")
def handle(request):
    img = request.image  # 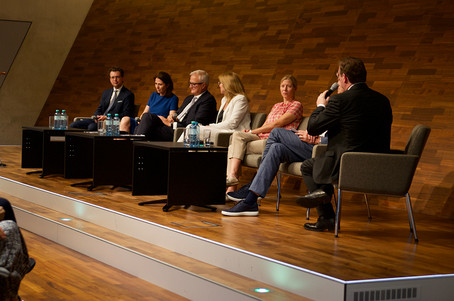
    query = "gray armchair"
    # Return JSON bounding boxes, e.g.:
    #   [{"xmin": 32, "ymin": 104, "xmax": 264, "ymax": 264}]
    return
[{"xmin": 334, "ymin": 124, "xmax": 431, "ymax": 241}]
